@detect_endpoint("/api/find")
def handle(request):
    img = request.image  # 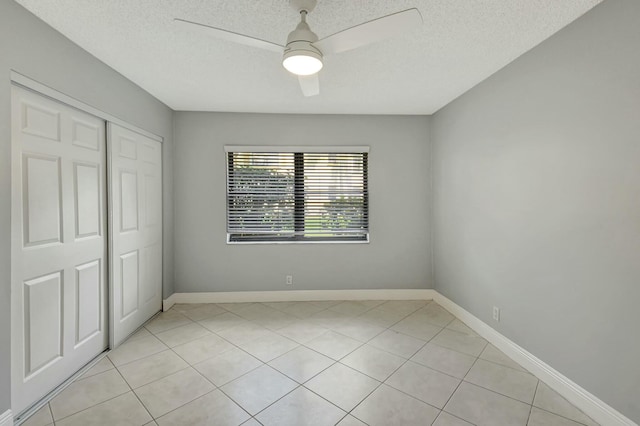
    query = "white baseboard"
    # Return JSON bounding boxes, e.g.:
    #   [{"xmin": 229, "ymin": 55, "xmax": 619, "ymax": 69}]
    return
[
  {"xmin": 432, "ymin": 292, "xmax": 637, "ymax": 426},
  {"xmin": 0, "ymin": 409, "xmax": 13, "ymax": 426},
  {"xmin": 162, "ymin": 293, "xmax": 177, "ymax": 311},
  {"xmin": 165, "ymin": 289, "xmax": 435, "ymax": 305}
]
